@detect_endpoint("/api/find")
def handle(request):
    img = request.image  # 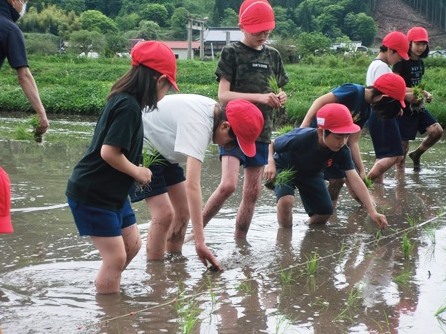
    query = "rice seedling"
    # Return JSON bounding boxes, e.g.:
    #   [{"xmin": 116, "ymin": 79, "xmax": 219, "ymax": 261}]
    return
[
  {"xmin": 276, "ymin": 124, "xmax": 294, "ymax": 136},
  {"xmin": 279, "ymin": 267, "xmax": 296, "ymax": 285},
  {"xmin": 13, "ymin": 116, "xmax": 40, "ymax": 141},
  {"xmin": 174, "ymin": 286, "xmax": 201, "ymax": 334},
  {"xmin": 236, "ymin": 281, "xmax": 254, "ymax": 294},
  {"xmin": 401, "ymin": 233, "xmax": 414, "ymax": 260},
  {"xmin": 274, "ymin": 314, "xmax": 290, "ymax": 334},
  {"xmin": 309, "ymin": 296, "xmax": 330, "ymax": 312},
  {"xmin": 363, "ymin": 176, "xmax": 374, "ymax": 189},
  {"xmin": 371, "ymin": 310, "xmax": 392, "ymax": 334},
  {"xmin": 304, "ymin": 252, "xmax": 319, "ymax": 276},
  {"xmin": 14, "ymin": 123, "xmax": 34, "ymax": 141},
  {"xmin": 435, "ymin": 303, "xmax": 446, "ymax": 318},
  {"xmin": 141, "ymin": 144, "xmax": 166, "ymax": 168},
  {"xmin": 264, "ymin": 167, "xmax": 296, "ymax": 190},
  {"xmin": 334, "ymin": 284, "xmax": 363, "ymax": 322},
  {"xmin": 393, "ymin": 270, "xmax": 412, "ymax": 288},
  {"xmin": 268, "ymin": 75, "xmax": 280, "ymax": 94},
  {"xmin": 405, "ymin": 214, "xmax": 419, "ymax": 228},
  {"xmin": 134, "ymin": 144, "xmax": 167, "ymax": 193},
  {"xmin": 205, "ymin": 276, "xmax": 217, "ymax": 306},
  {"xmin": 423, "ymin": 222, "xmax": 438, "ymax": 245}
]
